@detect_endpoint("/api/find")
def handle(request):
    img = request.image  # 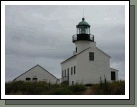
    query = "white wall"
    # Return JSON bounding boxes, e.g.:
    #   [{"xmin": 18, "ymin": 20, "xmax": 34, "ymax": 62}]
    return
[
  {"xmin": 14, "ymin": 65, "xmax": 58, "ymax": 84},
  {"xmin": 61, "ymin": 56, "xmax": 77, "ymax": 85},
  {"xmin": 75, "ymin": 41, "xmax": 90, "ymax": 53},
  {"xmin": 61, "ymin": 39, "xmax": 119, "ymax": 85},
  {"xmin": 76, "ymin": 46, "xmax": 111, "ymax": 84}
]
